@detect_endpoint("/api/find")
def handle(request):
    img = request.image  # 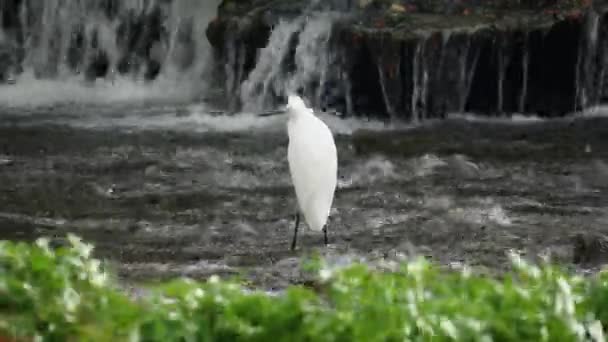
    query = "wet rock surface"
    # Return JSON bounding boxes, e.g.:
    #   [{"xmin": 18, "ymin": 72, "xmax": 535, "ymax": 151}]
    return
[
  {"xmin": 573, "ymin": 232, "xmax": 608, "ymax": 265},
  {"xmin": 1, "ymin": 106, "xmax": 607, "ymax": 289},
  {"xmin": 207, "ymin": 0, "xmax": 604, "ymax": 119}
]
